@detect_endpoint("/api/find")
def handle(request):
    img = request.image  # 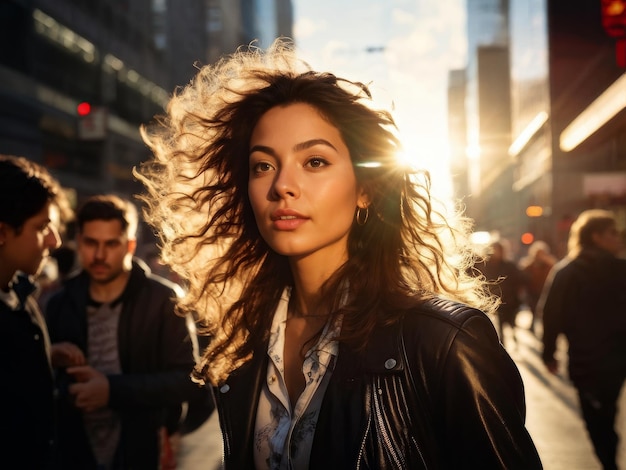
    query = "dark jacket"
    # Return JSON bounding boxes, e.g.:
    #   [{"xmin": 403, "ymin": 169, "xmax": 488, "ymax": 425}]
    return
[
  {"xmin": 540, "ymin": 248, "xmax": 626, "ymax": 386},
  {"xmin": 214, "ymin": 298, "xmax": 542, "ymax": 469},
  {"xmin": 46, "ymin": 260, "xmax": 208, "ymax": 469},
  {"xmin": 1, "ymin": 275, "xmax": 55, "ymax": 469}
]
